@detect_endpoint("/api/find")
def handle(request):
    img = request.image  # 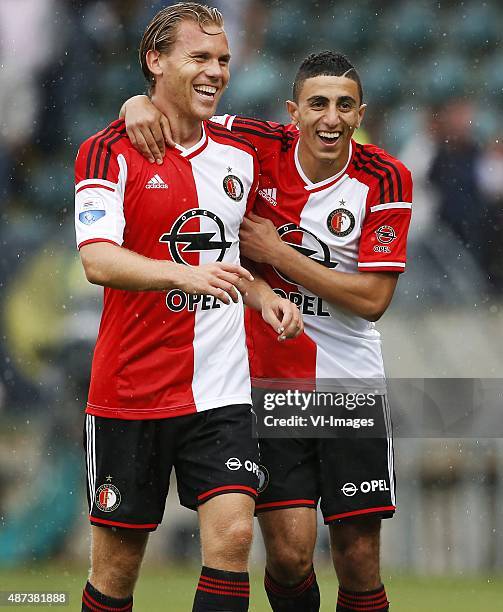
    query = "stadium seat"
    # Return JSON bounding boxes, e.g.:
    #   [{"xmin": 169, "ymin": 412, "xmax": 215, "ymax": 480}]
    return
[
  {"xmin": 319, "ymin": 2, "xmax": 374, "ymax": 56},
  {"xmin": 448, "ymin": 2, "xmax": 501, "ymax": 50},
  {"xmin": 29, "ymin": 159, "xmax": 74, "ymax": 213},
  {"xmin": 263, "ymin": 2, "xmax": 311, "ymax": 58},
  {"xmin": 359, "ymin": 52, "xmax": 406, "ymax": 103},
  {"xmin": 222, "ymin": 57, "xmax": 289, "ymax": 118},
  {"xmin": 480, "ymin": 52, "xmax": 503, "ymax": 104},
  {"xmin": 415, "ymin": 53, "xmax": 469, "ymax": 103},
  {"xmin": 386, "ymin": 1, "xmax": 438, "ymax": 51}
]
